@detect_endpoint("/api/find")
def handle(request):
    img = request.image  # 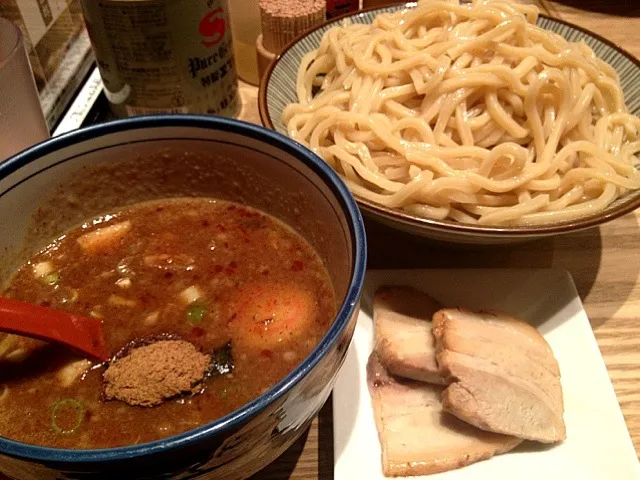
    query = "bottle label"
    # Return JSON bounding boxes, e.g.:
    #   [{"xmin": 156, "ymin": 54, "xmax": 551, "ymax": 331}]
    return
[{"xmin": 81, "ymin": 0, "xmax": 240, "ymax": 117}]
